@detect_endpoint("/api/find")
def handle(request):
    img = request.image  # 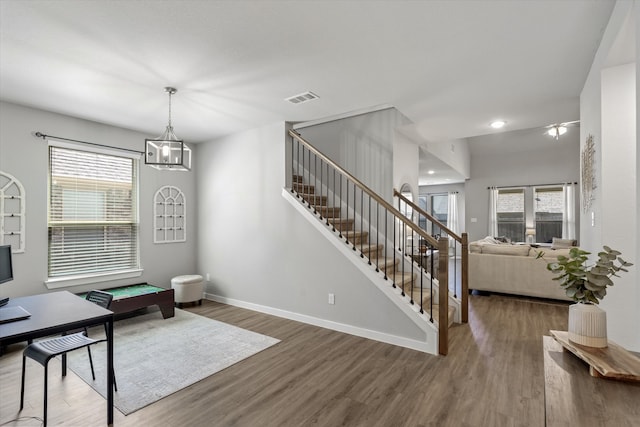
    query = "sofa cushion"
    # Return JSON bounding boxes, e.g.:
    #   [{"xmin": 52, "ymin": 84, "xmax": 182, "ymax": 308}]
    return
[
  {"xmin": 481, "ymin": 244, "xmax": 531, "ymax": 256},
  {"xmin": 540, "ymin": 248, "xmax": 572, "ymax": 259},
  {"xmin": 551, "ymin": 237, "xmax": 577, "ymax": 249}
]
